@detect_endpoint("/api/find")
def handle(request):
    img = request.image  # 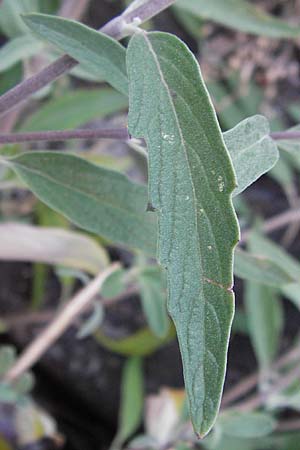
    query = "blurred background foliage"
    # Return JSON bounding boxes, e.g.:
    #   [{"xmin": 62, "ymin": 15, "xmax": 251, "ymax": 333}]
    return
[{"xmin": 1, "ymin": 0, "xmax": 300, "ymax": 449}]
